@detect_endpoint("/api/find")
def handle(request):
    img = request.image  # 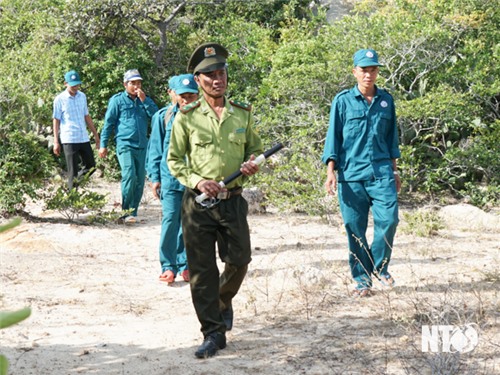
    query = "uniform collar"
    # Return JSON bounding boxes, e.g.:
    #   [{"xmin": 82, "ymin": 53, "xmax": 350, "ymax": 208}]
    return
[
  {"xmin": 199, "ymin": 96, "xmax": 231, "ymax": 118},
  {"xmin": 353, "ymin": 84, "xmax": 380, "ymax": 99},
  {"xmin": 123, "ymin": 90, "xmax": 138, "ymax": 101}
]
